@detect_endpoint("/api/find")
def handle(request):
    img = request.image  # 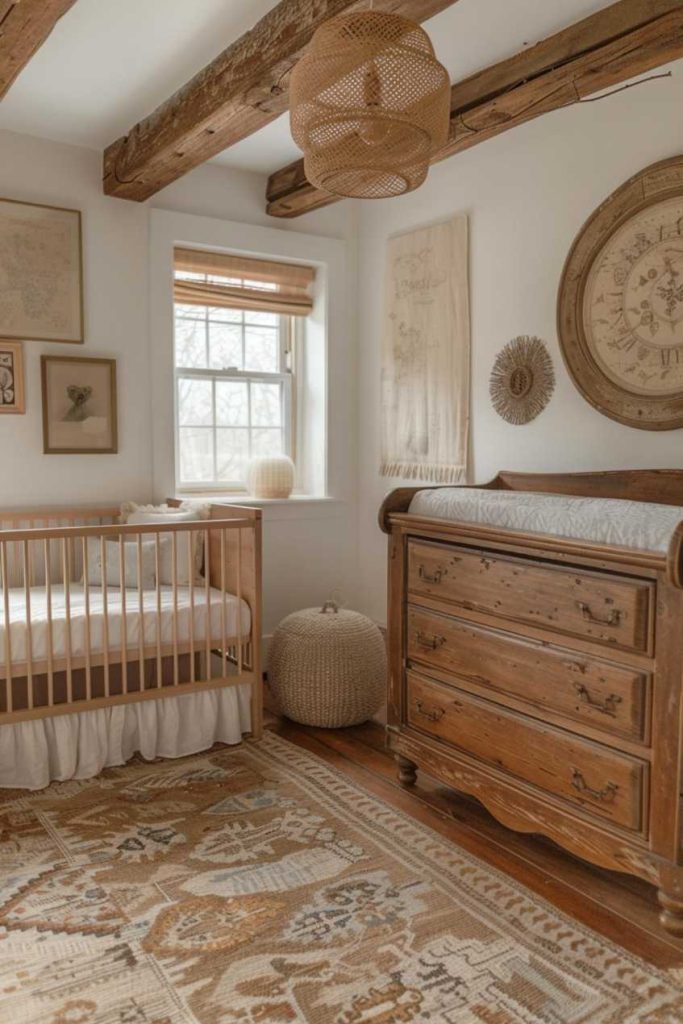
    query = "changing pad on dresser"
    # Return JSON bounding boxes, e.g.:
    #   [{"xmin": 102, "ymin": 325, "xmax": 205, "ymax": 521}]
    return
[{"xmin": 408, "ymin": 487, "xmax": 683, "ymax": 552}]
